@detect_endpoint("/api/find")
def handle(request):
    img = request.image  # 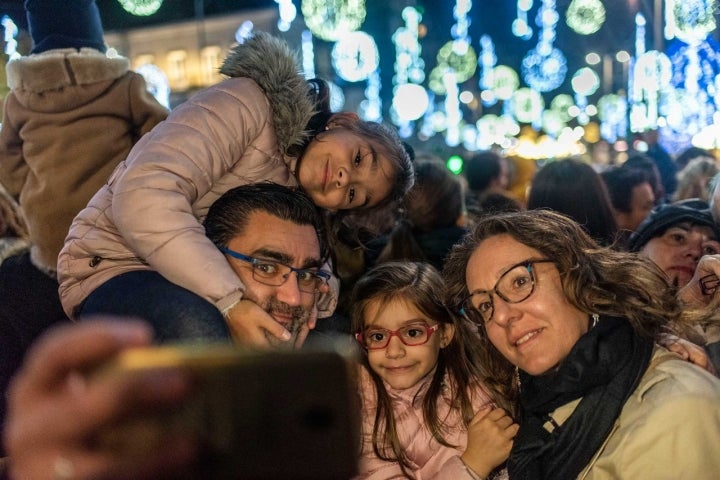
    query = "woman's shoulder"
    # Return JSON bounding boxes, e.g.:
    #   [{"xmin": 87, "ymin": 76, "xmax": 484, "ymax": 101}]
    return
[{"xmin": 632, "ymin": 346, "xmax": 720, "ymax": 403}]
